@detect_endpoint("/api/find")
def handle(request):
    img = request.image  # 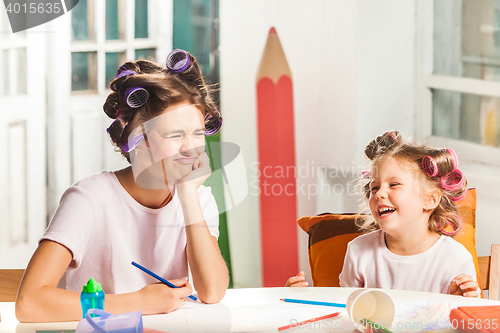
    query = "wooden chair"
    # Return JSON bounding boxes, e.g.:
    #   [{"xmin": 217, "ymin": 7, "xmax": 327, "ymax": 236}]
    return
[
  {"xmin": 0, "ymin": 269, "xmax": 24, "ymax": 302},
  {"xmin": 478, "ymin": 244, "xmax": 500, "ymax": 300}
]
